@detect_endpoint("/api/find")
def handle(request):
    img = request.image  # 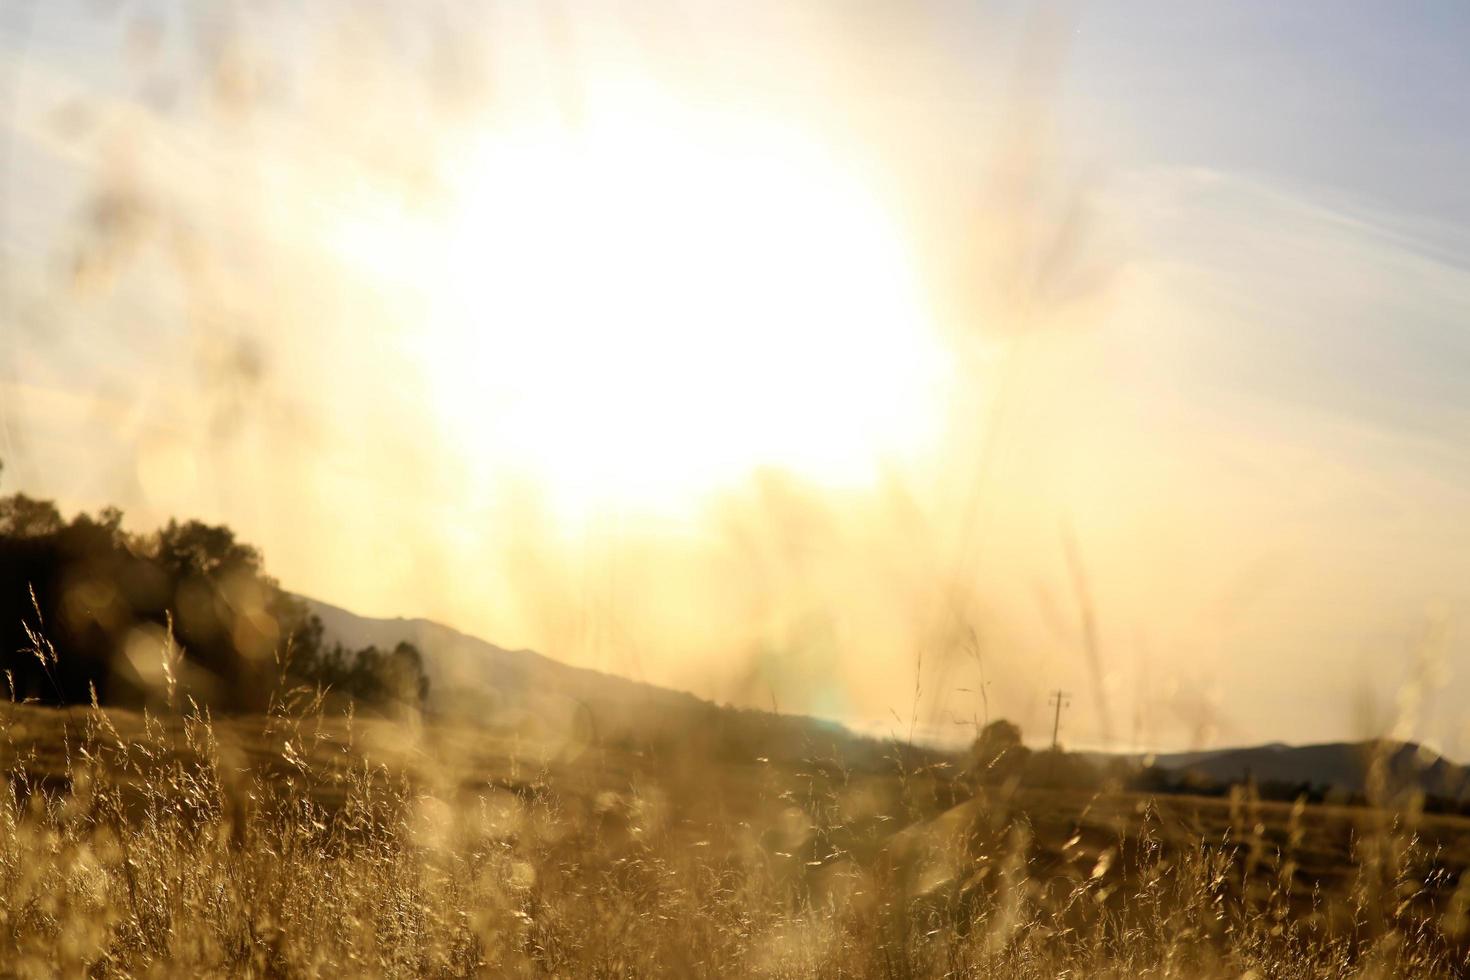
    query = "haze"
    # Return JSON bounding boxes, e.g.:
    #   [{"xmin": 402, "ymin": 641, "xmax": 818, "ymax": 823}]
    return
[{"xmin": 3, "ymin": 1, "xmax": 1469, "ymax": 754}]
